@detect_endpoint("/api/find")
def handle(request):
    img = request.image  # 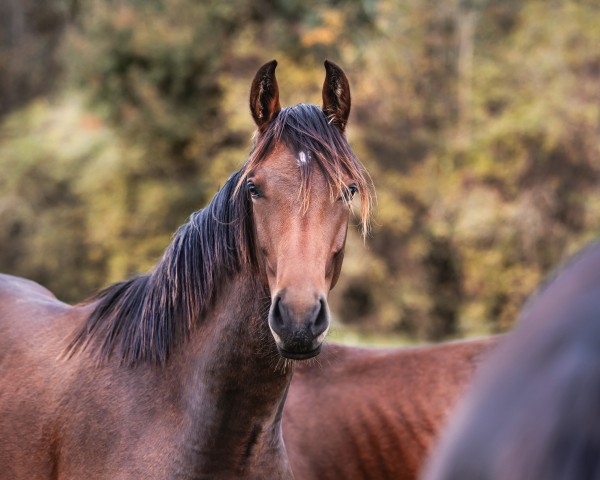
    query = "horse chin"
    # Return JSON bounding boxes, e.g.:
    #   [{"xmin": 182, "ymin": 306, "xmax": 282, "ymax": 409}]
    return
[{"xmin": 277, "ymin": 344, "xmax": 322, "ymax": 361}]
